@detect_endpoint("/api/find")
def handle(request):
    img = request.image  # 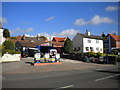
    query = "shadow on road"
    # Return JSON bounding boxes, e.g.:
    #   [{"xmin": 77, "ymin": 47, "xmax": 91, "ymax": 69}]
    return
[
  {"xmin": 94, "ymin": 70, "xmax": 120, "ymax": 74},
  {"xmin": 25, "ymin": 62, "xmax": 33, "ymax": 65}
]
